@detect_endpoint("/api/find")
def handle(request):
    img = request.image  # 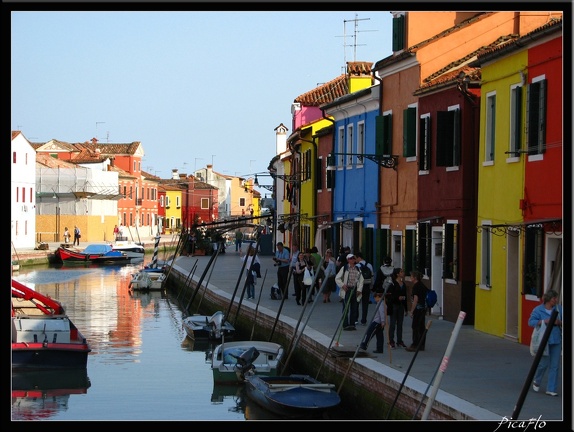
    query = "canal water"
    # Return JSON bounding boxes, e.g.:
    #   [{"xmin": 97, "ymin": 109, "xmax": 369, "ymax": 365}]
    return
[{"xmin": 11, "ymin": 263, "xmax": 355, "ymax": 421}]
